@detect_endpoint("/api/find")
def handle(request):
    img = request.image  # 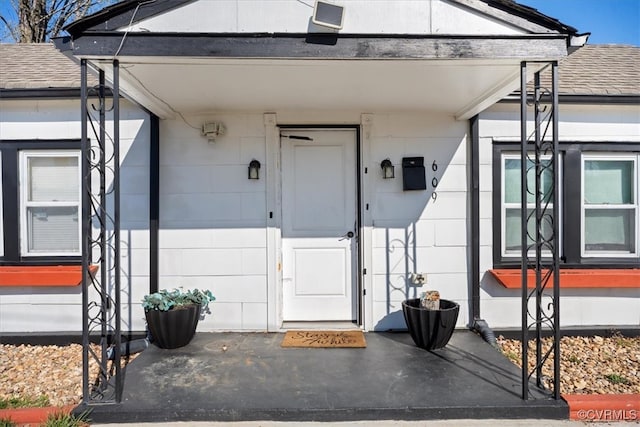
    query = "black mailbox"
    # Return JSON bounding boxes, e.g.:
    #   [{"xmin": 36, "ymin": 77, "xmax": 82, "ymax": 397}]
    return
[{"xmin": 402, "ymin": 157, "xmax": 426, "ymax": 191}]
